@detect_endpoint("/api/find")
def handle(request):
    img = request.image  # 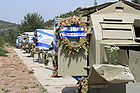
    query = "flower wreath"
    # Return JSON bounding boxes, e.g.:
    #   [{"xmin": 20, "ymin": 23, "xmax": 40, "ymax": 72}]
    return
[{"xmin": 56, "ymin": 17, "xmax": 89, "ymax": 55}]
